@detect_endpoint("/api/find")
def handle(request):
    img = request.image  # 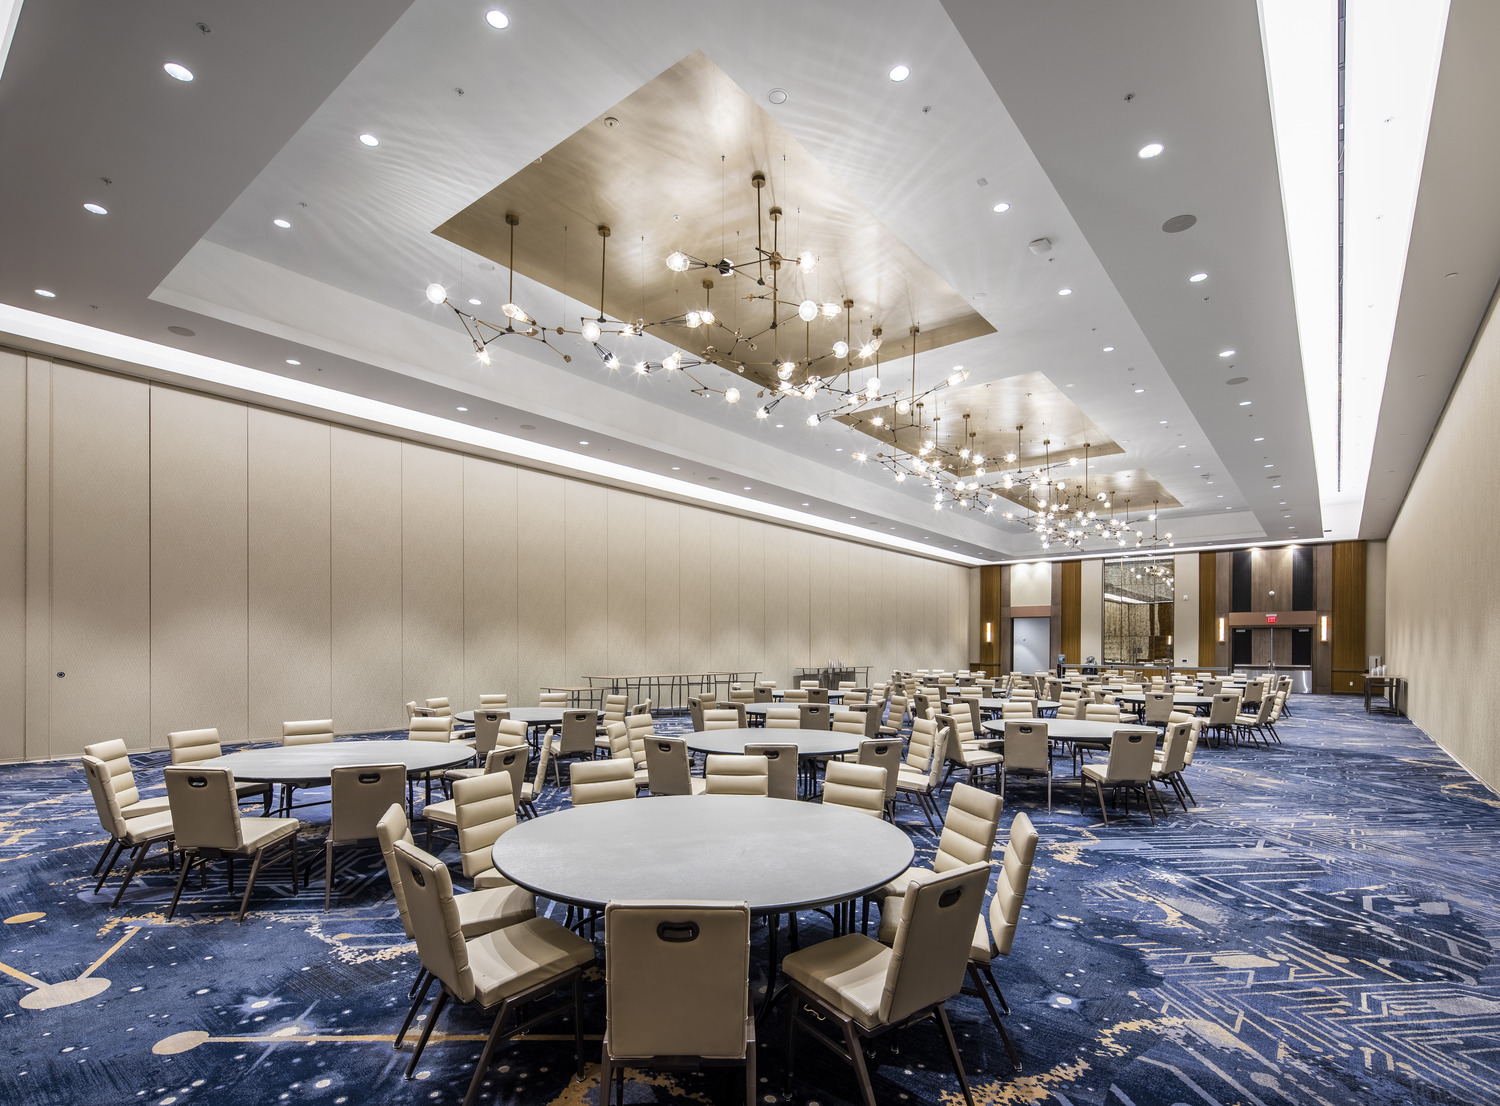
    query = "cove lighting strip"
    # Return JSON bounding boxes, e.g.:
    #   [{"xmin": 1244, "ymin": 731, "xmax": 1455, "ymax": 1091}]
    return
[
  {"xmin": 1258, "ymin": 0, "xmax": 1449, "ymax": 538},
  {"xmin": 0, "ymin": 304, "xmax": 985, "ymax": 566}
]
